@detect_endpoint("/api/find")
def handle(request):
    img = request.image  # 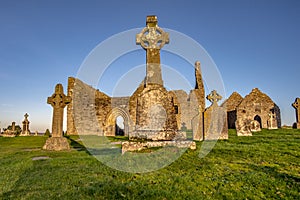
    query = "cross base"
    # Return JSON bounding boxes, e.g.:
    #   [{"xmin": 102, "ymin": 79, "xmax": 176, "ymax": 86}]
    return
[
  {"xmin": 43, "ymin": 137, "xmax": 70, "ymax": 151},
  {"xmin": 20, "ymin": 131, "xmax": 31, "ymax": 136}
]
